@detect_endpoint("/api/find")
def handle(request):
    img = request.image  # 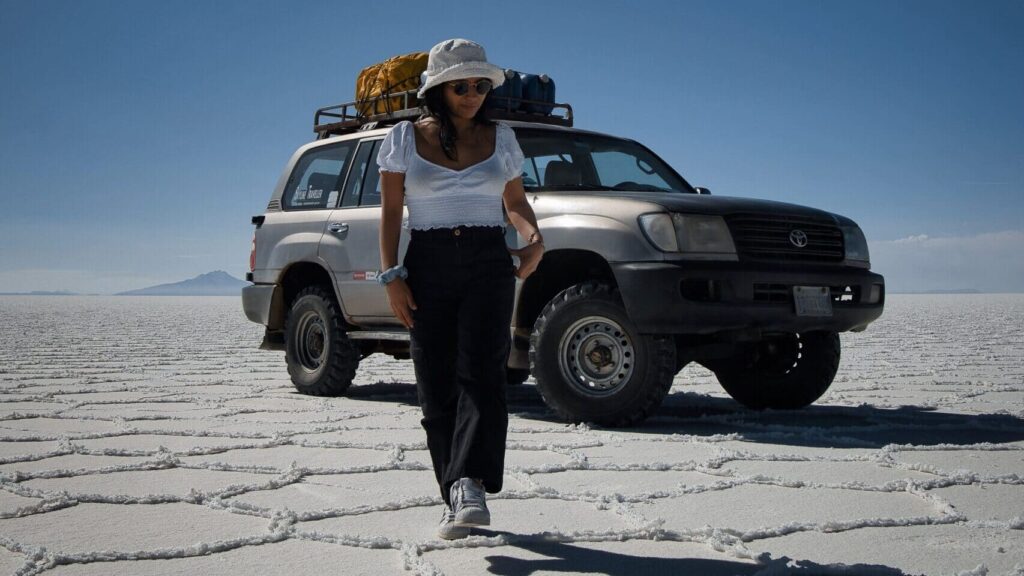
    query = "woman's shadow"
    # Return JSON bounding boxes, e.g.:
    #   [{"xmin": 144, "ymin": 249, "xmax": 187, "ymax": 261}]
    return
[{"xmin": 468, "ymin": 537, "xmax": 912, "ymax": 575}]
